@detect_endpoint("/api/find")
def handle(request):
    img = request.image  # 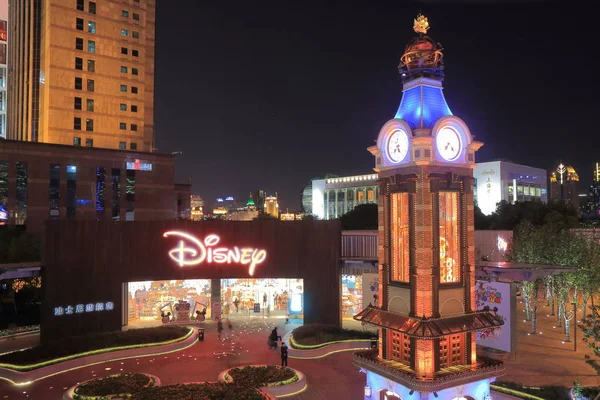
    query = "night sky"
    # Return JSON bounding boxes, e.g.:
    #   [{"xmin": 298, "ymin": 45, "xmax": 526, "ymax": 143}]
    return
[{"xmin": 154, "ymin": 1, "xmax": 596, "ymax": 211}]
